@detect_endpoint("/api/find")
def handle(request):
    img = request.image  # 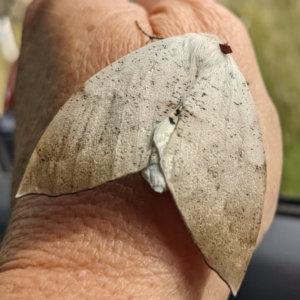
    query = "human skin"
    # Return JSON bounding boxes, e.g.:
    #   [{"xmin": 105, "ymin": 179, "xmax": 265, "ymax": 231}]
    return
[{"xmin": 0, "ymin": 0, "xmax": 282, "ymax": 299}]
